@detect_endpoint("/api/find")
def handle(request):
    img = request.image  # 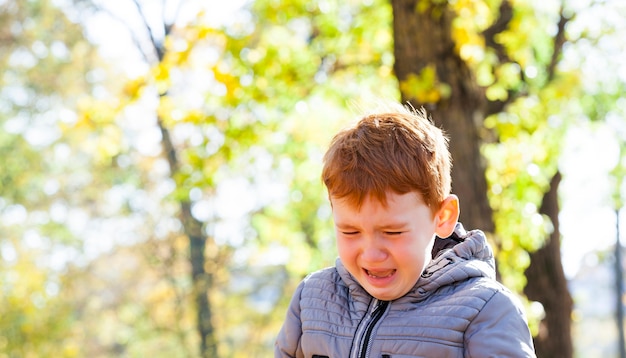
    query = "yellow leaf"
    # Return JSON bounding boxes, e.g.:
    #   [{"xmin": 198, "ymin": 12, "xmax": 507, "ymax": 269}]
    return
[
  {"xmin": 399, "ymin": 65, "xmax": 450, "ymax": 104},
  {"xmin": 122, "ymin": 76, "xmax": 146, "ymax": 100},
  {"xmin": 151, "ymin": 63, "xmax": 171, "ymax": 94}
]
